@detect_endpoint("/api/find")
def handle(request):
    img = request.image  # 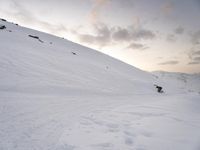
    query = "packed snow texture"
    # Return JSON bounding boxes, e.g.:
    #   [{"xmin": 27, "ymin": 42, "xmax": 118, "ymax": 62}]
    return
[{"xmin": 0, "ymin": 19, "xmax": 200, "ymax": 150}]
